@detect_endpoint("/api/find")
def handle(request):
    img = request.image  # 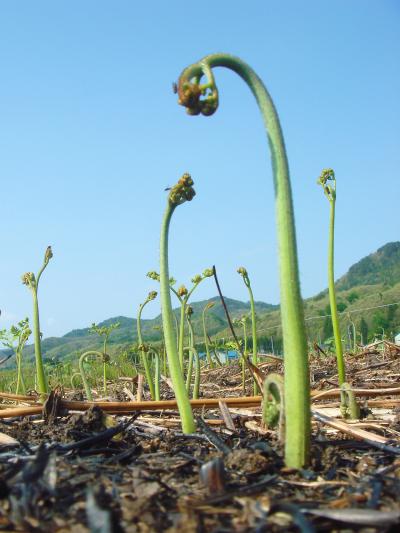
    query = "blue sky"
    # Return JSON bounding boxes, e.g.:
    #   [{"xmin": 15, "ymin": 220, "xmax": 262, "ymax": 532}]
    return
[{"xmin": 0, "ymin": 1, "xmax": 399, "ymax": 338}]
